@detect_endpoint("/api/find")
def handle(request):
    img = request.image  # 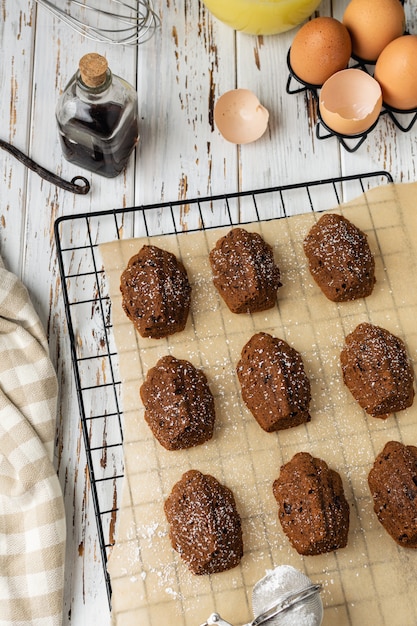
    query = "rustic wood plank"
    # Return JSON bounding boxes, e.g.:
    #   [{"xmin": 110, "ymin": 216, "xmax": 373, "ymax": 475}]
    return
[
  {"xmin": 135, "ymin": 0, "xmax": 238, "ymax": 209},
  {"xmin": 0, "ymin": 0, "xmax": 35, "ymax": 276}
]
